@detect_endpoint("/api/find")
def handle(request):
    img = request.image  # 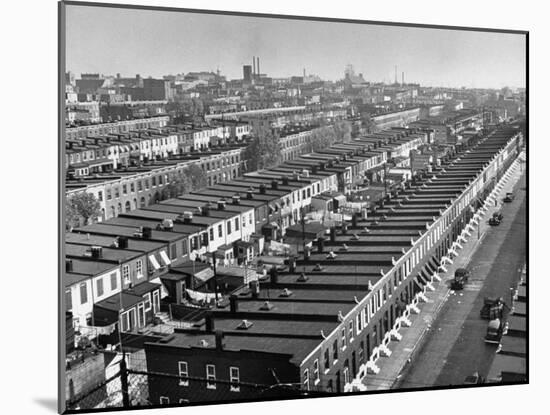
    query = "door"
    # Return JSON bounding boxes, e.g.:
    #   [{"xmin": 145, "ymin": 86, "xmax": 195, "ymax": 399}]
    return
[
  {"xmin": 128, "ymin": 308, "xmax": 136, "ymax": 332},
  {"xmin": 137, "ymin": 303, "xmax": 145, "ymax": 328},
  {"xmin": 153, "ymin": 290, "xmax": 160, "ymax": 314}
]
